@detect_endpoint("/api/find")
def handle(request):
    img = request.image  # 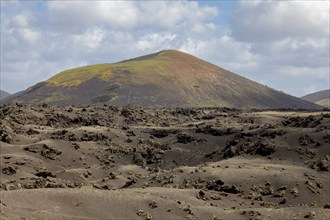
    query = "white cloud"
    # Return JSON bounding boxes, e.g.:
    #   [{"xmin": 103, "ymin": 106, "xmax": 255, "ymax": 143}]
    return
[
  {"xmin": 48, "ymin": 1, "xmax": 140, "ymax": 29},
  {"xmin": 138, "ymin": 1, "xmax": 218, "ymax": 29},
  {"xmin": 46, "ymin": 1, "xmax": 218, "ymax": 32},
  {"xmin": 136, "ymin": 33, "xmax": 177, "ymax": 50},
  {"xmin": 231, "ymin": 0, "xmax": 329, "ymax": 42},
  {"xmin": 278, "ymin": 66, "xmax": 329, "ymax": 79},
  {"xmin": 73, "ymin": 27, "xmax": 106, "ymax": 50},
  {"xmin": 225, "ymin": 0, "xmax": 330, "ymax": 95},
  {"xmin": 12, "ymin": 14, "xmax": 29, "ymax": 27},
  {"xmin": 261, "ymin": 65, "xmax": 329, "ymax": 97},
  {"xmin": 19, "ymin": 28, "xmax": 41, "ymax": 44},
  {"xmin": 252, "ymin": 37, "xmax": 329, "ymax": 70}
]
